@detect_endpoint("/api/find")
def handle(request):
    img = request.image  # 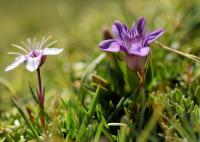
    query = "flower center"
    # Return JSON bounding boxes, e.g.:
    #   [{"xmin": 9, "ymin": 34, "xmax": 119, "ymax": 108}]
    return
[
  {"xmin": 125, "ymin": 36, "xmax": 143, "ymax": 51},
  {"xmin": 29, "ymin": 49, "xmax": 41, "ymax": 57}
]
